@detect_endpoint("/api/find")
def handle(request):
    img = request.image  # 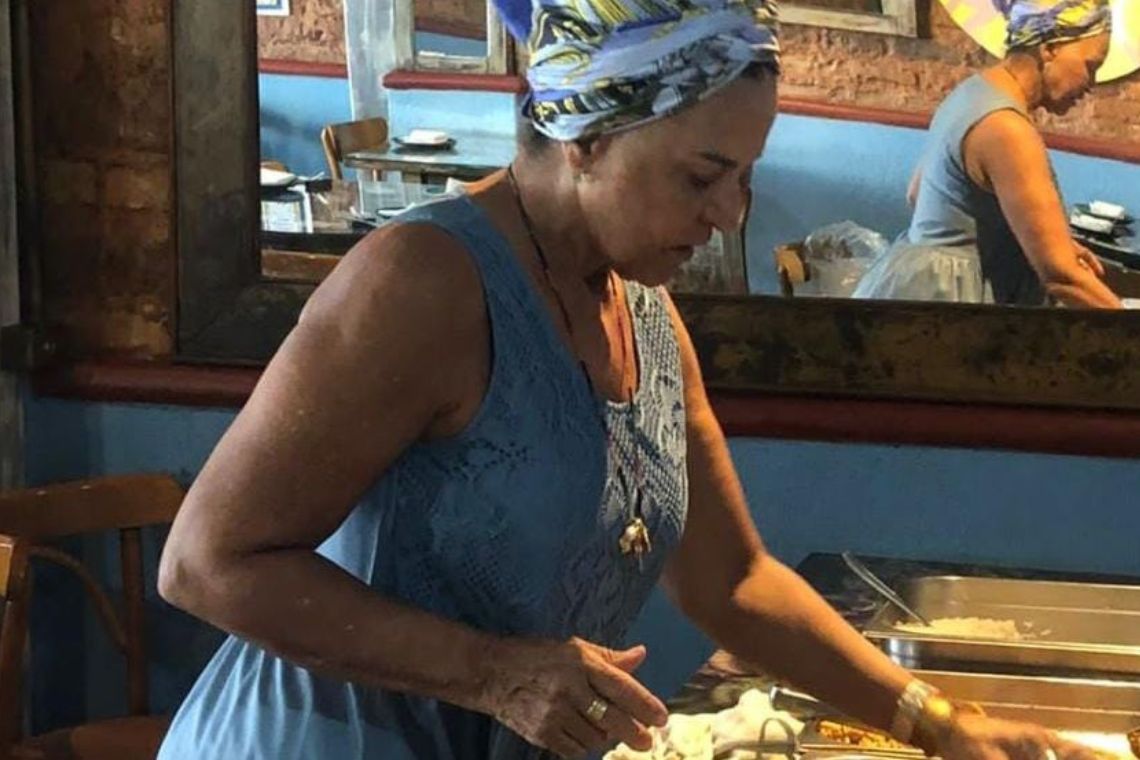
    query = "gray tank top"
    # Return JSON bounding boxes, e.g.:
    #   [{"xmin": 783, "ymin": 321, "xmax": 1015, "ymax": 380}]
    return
[{"xmin": 908, "ymin": 74, "xmax": 1047, "ymax": 305}]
